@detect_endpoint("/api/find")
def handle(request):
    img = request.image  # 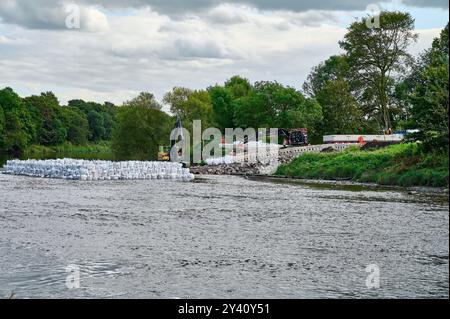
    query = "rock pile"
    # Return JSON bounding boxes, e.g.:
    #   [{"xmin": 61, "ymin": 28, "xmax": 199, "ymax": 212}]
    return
[{"xmin": 2, "ymin": 159, "xmax": 195, "ymax": 181}]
